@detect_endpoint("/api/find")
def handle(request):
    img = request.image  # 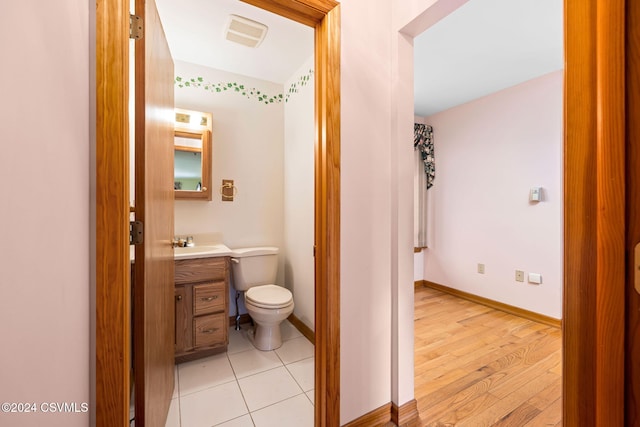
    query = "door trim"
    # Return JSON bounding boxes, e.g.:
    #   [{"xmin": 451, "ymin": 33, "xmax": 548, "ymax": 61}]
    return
[
  {"xmin": 563, "ymin": 0, "xmax": 625, "ymax": 424},
  {"xmin": 626, "ymin": 0, "xmax": 640, "ymax": 421},
  {"xmin": 95, "ymin": 0, "xmax": 131, "ymax": 425}
]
